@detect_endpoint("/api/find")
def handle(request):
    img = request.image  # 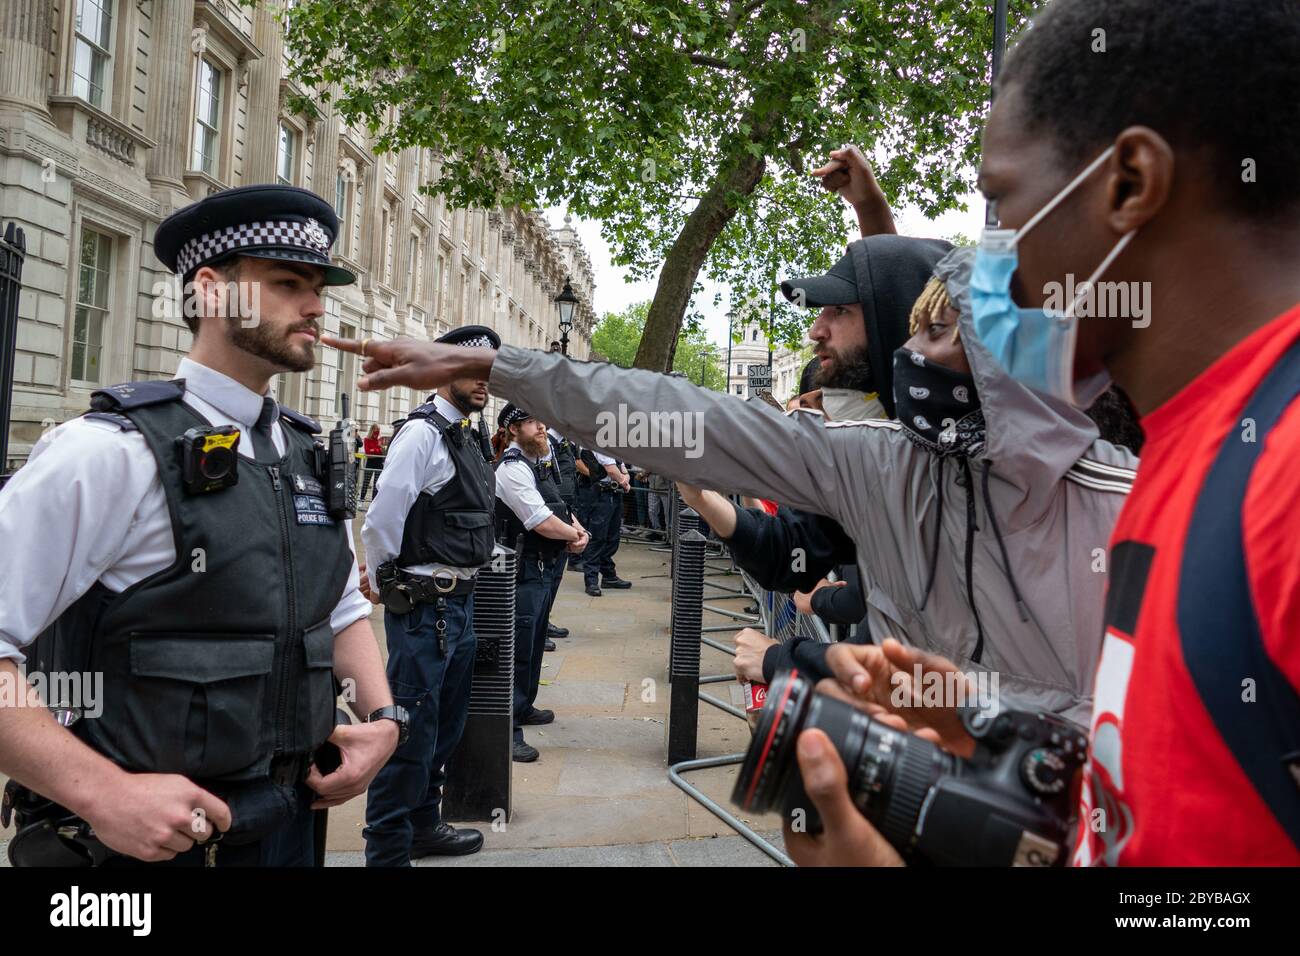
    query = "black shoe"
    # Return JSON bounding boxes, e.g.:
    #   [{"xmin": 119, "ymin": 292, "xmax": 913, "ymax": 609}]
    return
[
  {"xmin": 521, "ymin": 708, "xmax": 554, "ymax": 725},
  {"xmin": 547, "ymin": 623, "xmax": 569, "ymax": 638},
  {"xmin": 602, "ymin": 577, "xmax": 632, "ymax": 589},
  {"xmin": 512, "ymin": 741, "xmax": 540, "ymax": 762},
  {"xmin": 544, "ymin": 638, "xmax": 557, "ymax": 652},
  {"xmin": 410, "ymin": 823, "xmax": 484, "ymax": 858},
  {"xmin": 585, "ymin": 584, "xmax": 602, "ymax": 597}
]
